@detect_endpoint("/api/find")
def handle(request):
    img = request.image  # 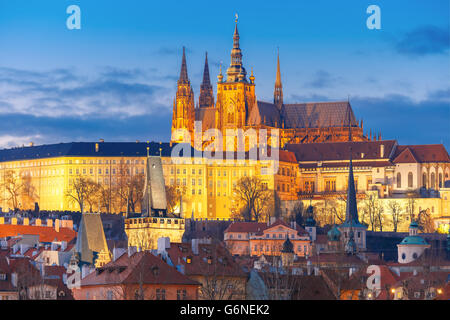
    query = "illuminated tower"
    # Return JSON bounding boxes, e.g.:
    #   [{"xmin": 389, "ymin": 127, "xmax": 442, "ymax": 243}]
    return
[
  {"xmin": 171, "ymin": 47, "xmax": 195, "ymax": 143},
  {"xmin": 199, "ymin": 52, "xmax": 215, "ymax": 108},
  {"xmin": 274, "ymin": 49, "xmax": 283, "ymax": 110},
  {"xmin": 215, "ymin": 15, "xmax": 256, "ymax": 145}
]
